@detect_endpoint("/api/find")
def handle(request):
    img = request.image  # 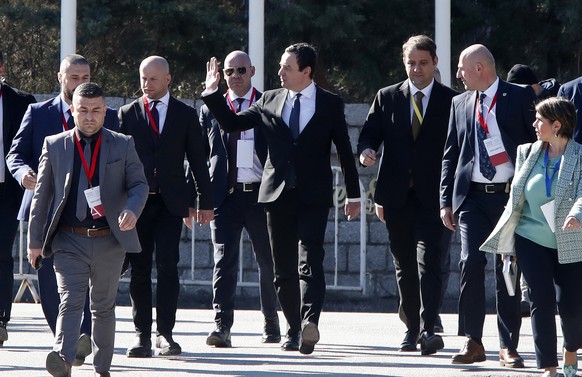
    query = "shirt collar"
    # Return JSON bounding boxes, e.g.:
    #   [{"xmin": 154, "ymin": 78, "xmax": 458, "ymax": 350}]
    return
[
  {"xmin": 482, "ymin": 77, "xmax": 500, "ymax": 99},
  {"xmin": 227, "ymin": 87, "xmax": 255, "ymax": 102},
  {"xmin": 145, "ymin": 91, "xmax": 170, "ymax": 107},
  {"xmin": 289, "ymin": 81, "xmax": 316, "ymax": 100},
  {"xmin": 75, "ymin": 128, "xmax": 102, "ymax": 143},
  {"xmin": 408, "ymin": 79, "xmax": 435, "ymax": 98}
]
